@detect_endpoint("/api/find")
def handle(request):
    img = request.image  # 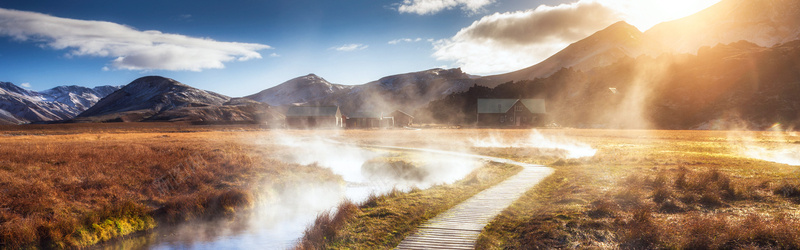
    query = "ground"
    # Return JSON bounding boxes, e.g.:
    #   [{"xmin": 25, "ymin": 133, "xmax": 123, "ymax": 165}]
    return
[{"xmin": 1, "ymin": 124, "xmax": 799, "ymax": 248}]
